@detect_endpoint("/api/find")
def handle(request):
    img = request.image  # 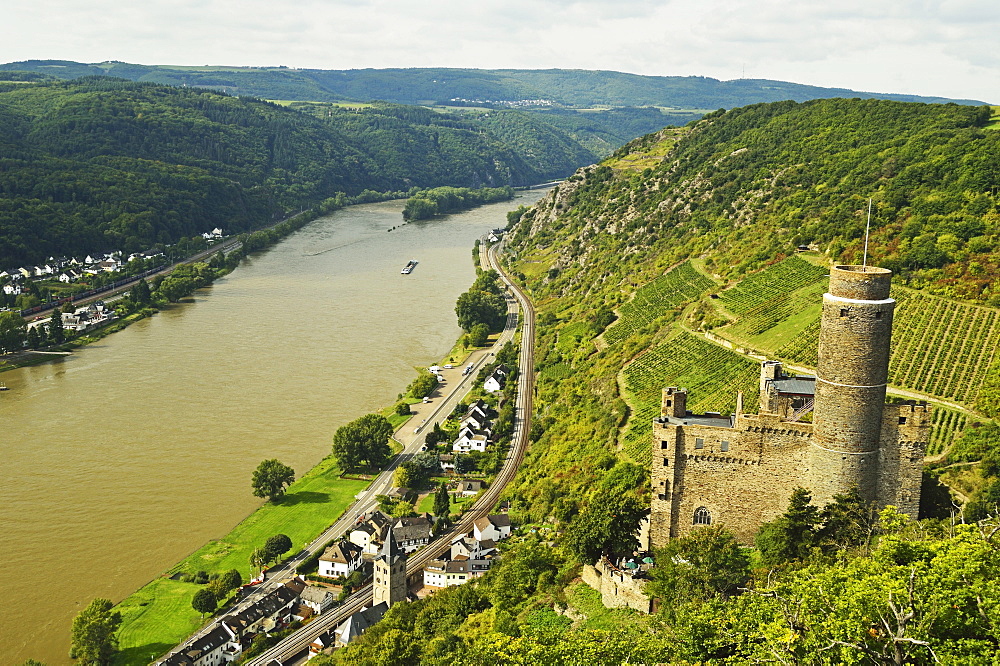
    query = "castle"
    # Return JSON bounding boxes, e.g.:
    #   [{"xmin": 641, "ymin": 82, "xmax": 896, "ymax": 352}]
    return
[{"xmin": 650, "ymin": 265, "xmax": 929, "ymax": 545}]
